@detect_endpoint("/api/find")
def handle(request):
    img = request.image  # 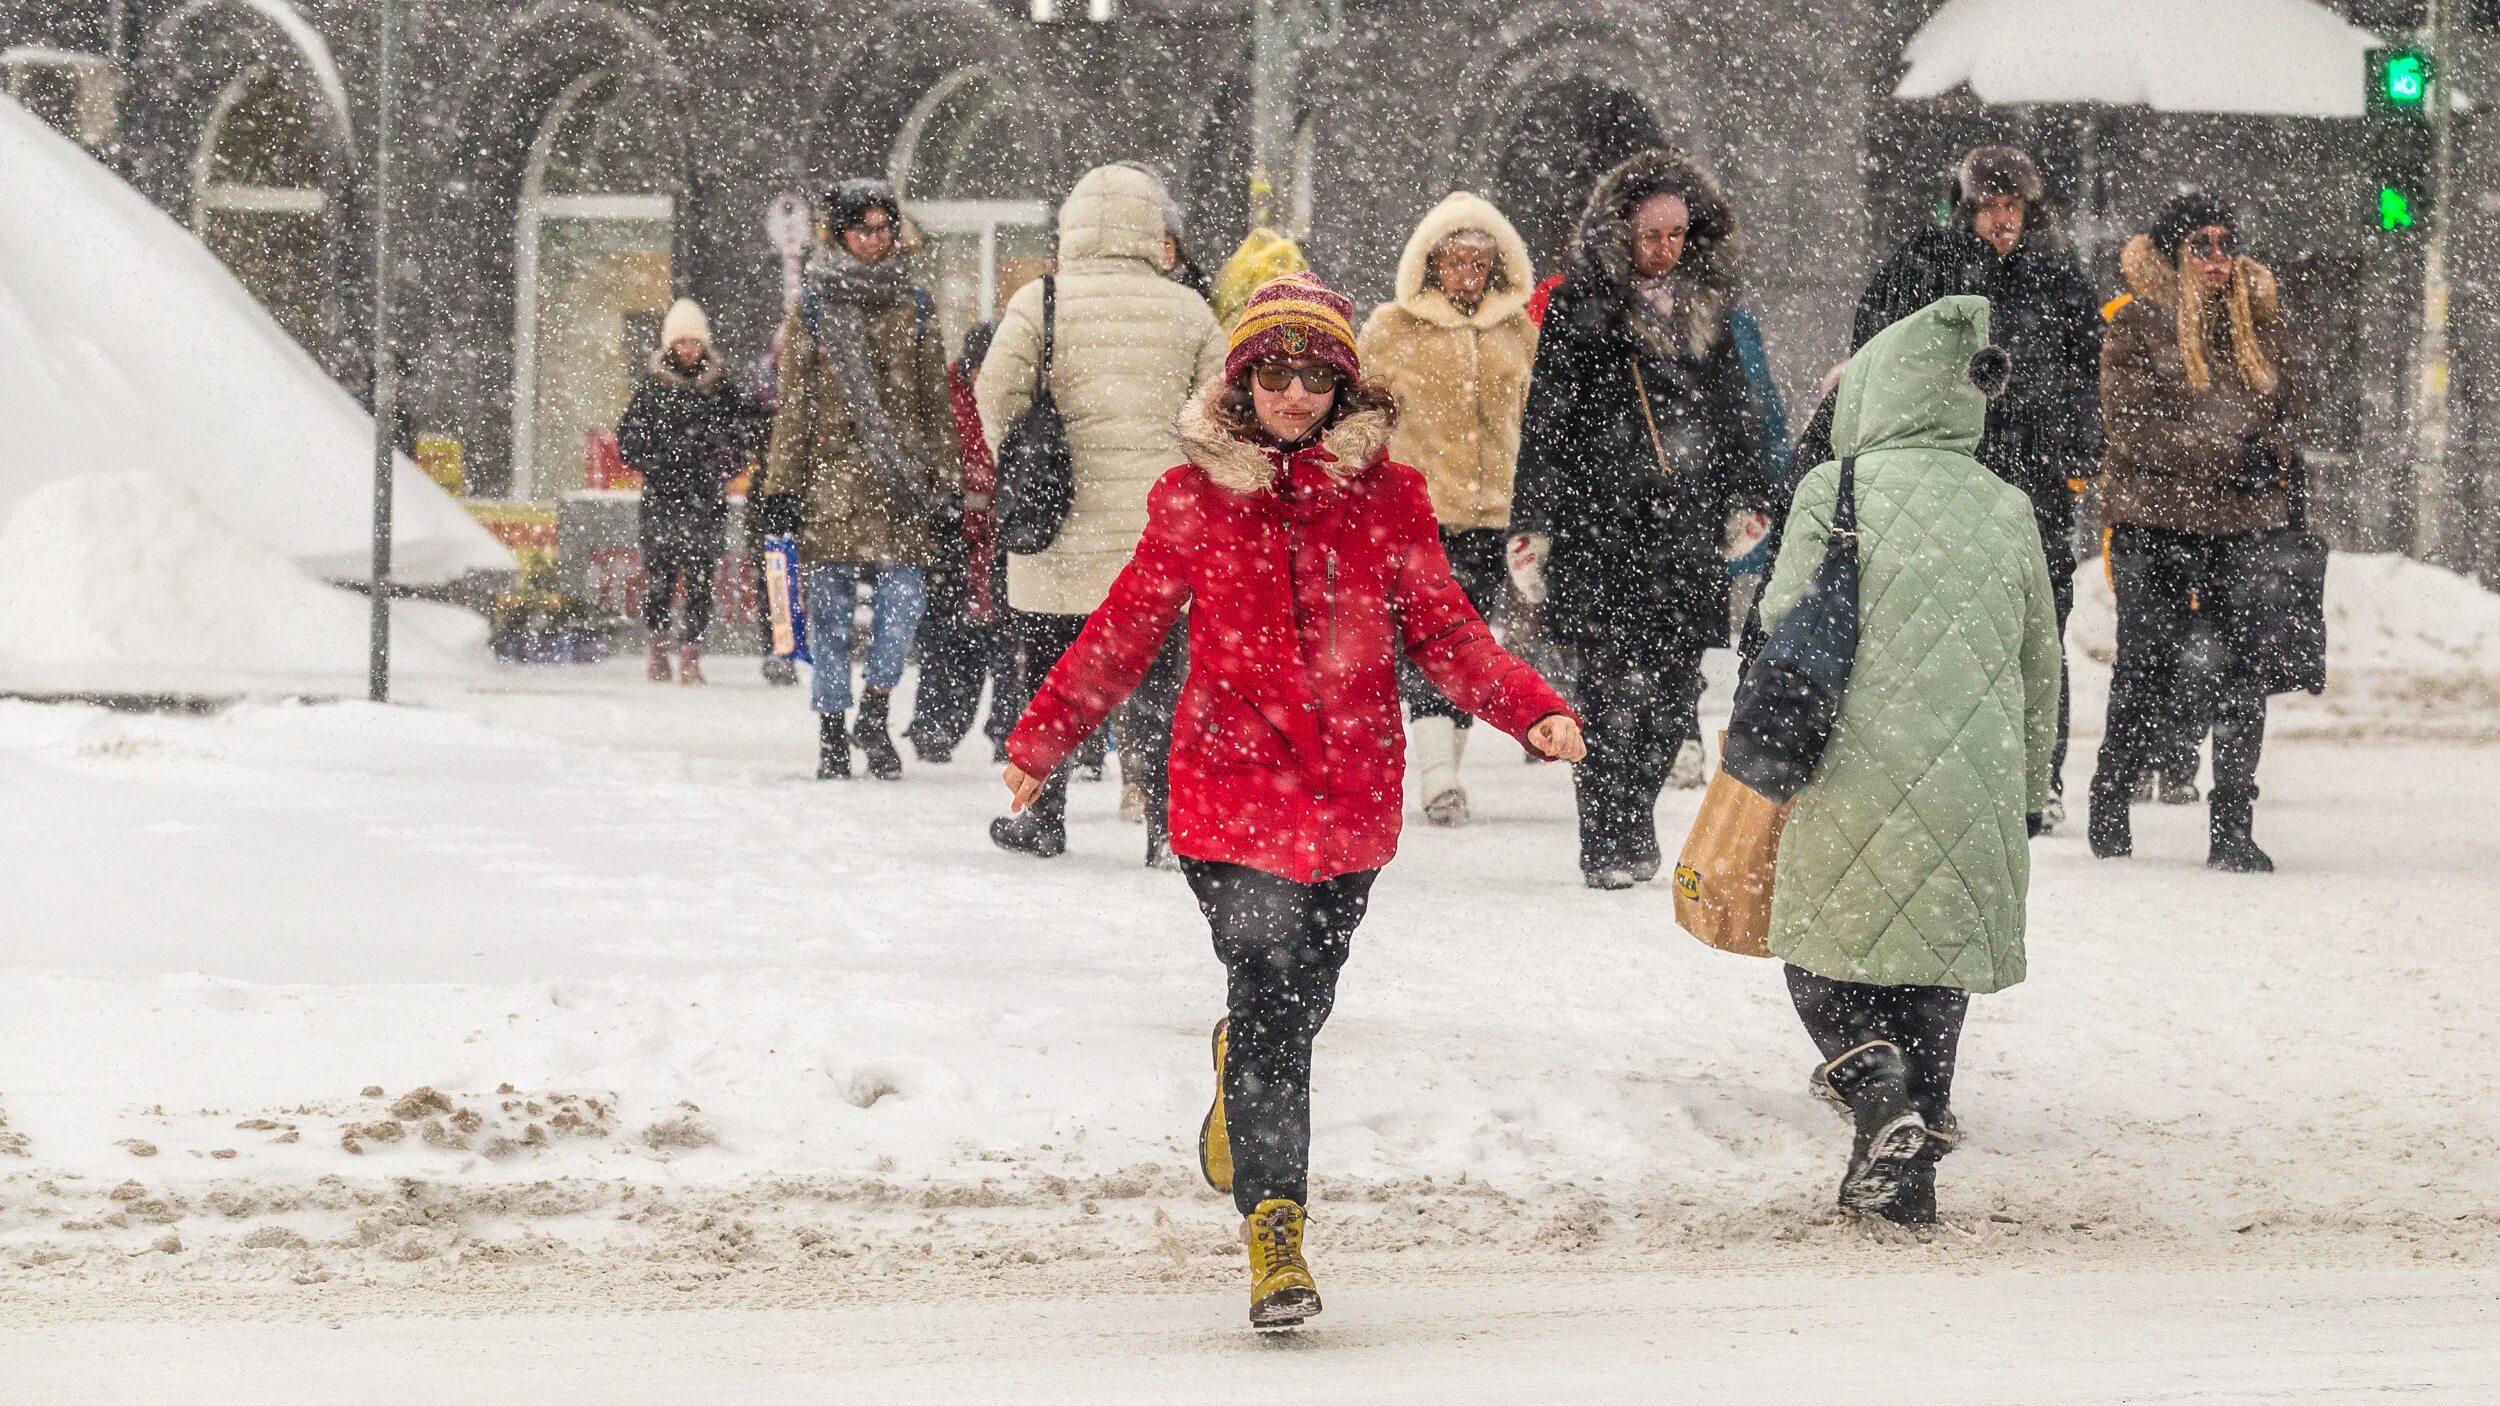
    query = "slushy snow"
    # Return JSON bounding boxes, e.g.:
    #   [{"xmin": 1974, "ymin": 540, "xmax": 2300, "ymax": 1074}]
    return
[
  {"xmin": 0, "ymin": 473, "xmax": 490, "ymax": 692},
  {"xmin": 0, "ymin": 94, "xmax": 508, "ymax": 585}
]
